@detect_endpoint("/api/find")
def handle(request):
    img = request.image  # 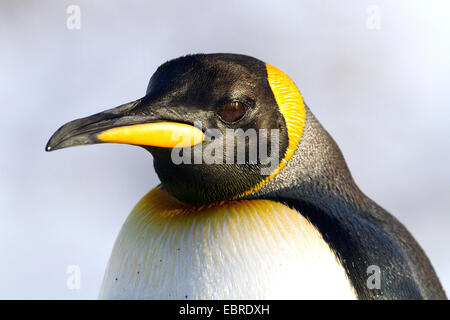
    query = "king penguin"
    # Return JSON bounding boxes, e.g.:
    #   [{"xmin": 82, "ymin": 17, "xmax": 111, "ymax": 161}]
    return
[{"xmin": 46, "ymin": 53, "xmax": 446, "ymax": 300}]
